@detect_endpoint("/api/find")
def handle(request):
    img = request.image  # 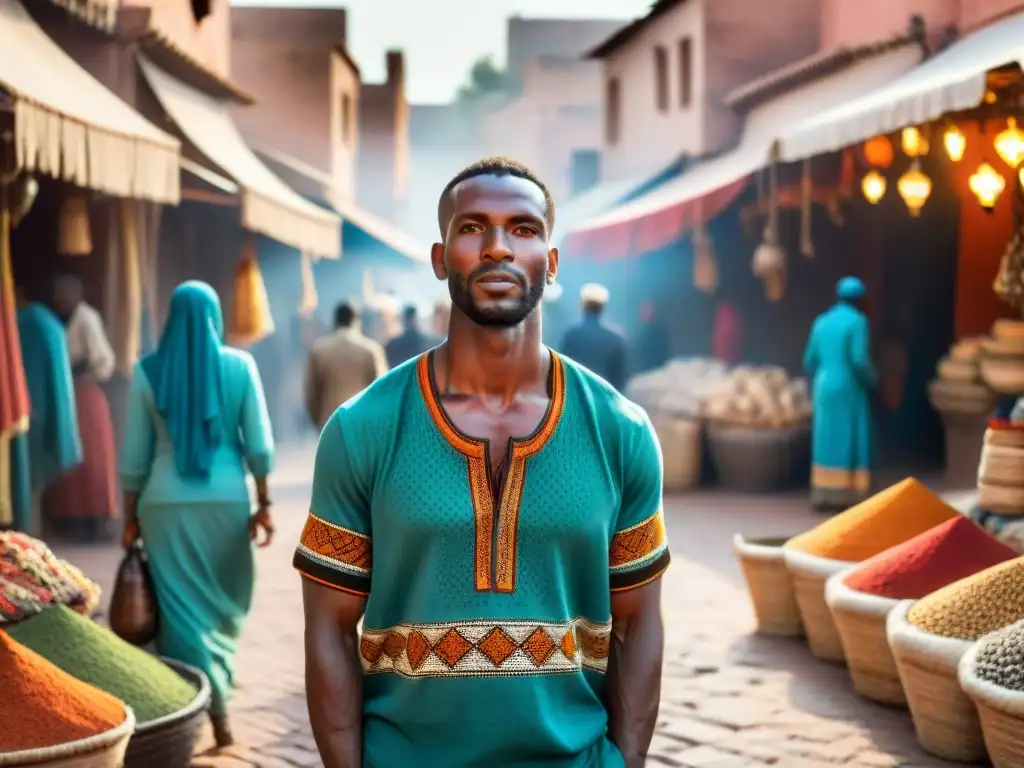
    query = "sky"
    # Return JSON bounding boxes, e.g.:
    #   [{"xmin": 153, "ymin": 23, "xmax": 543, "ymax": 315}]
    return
[{"xmin": 229, "ymin": 0, "xmax": 653, "ymax": 104}]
